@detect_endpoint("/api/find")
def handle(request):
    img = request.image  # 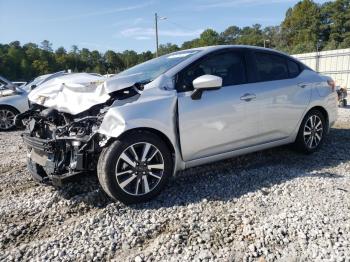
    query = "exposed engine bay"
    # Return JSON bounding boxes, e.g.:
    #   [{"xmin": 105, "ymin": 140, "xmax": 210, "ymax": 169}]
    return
[{"xmin": 18, "ymin": 83, "xmax": 142, "ymax": 185}]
